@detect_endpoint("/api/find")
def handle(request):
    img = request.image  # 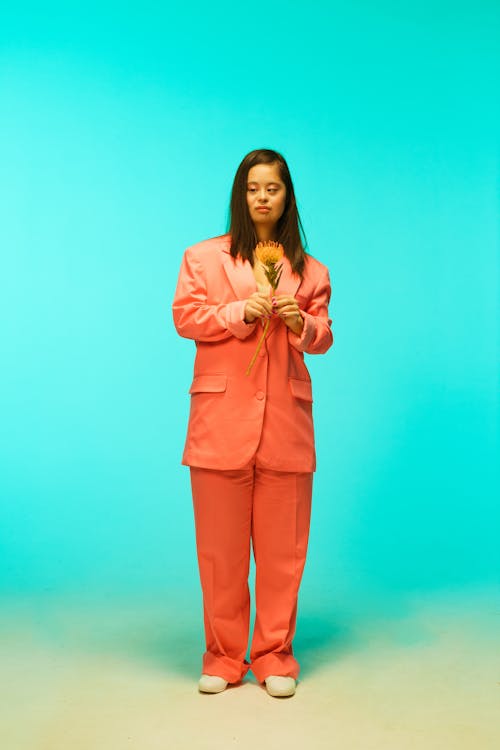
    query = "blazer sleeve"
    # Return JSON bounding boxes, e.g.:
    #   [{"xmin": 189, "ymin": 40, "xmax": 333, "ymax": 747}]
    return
[
  {"xmin": 288, "ymin": 265, "xmax": 333, "ymax": 354},
  {"xmin": 172, "ymin": 248, "xmax": 257, "ymax": 342}
]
